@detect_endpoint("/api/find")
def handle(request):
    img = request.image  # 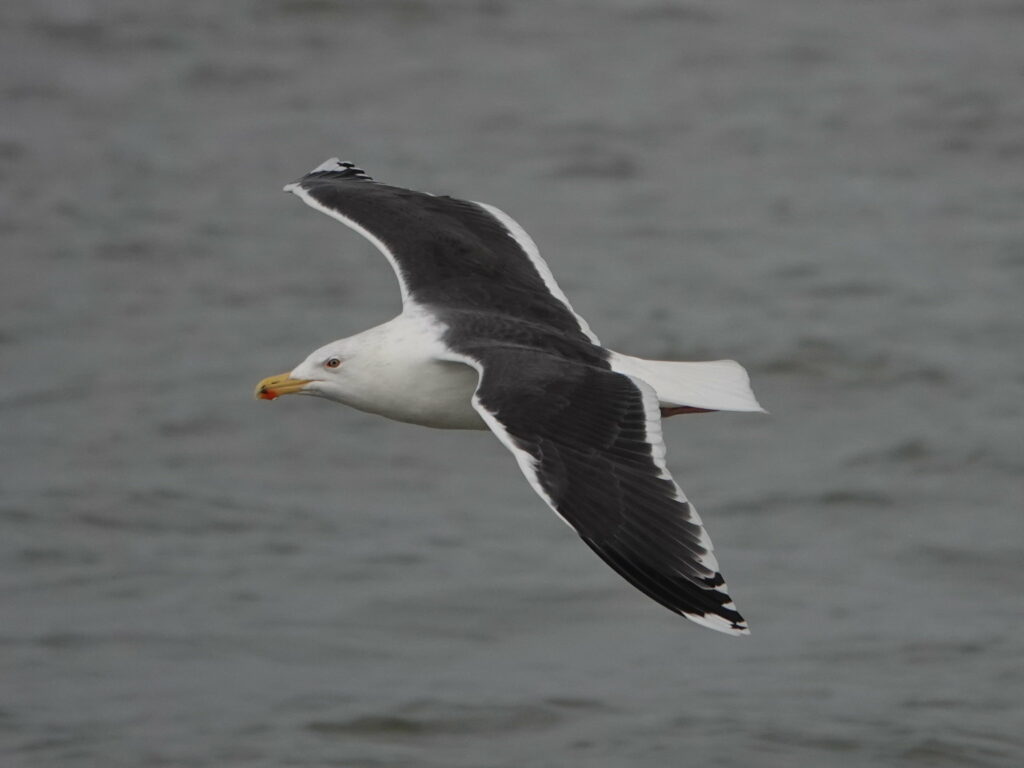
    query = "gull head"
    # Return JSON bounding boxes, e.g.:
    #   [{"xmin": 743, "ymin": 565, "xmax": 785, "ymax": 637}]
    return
[{"xmin": 255, "ymin": 339, "xmax": 357, "ymax": 404}]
